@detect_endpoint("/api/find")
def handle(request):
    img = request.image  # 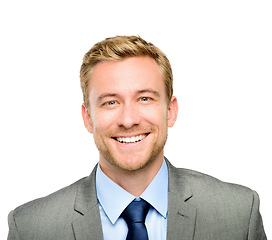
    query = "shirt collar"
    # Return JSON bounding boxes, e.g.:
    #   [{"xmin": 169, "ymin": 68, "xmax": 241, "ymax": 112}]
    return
[
  {"xmin": 96, "ymin": 159, "xmax": 168, "ymax": 224},
  {"xmin": 140, "ymin": 160, "xmax": 168, "ymax": 218}
]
